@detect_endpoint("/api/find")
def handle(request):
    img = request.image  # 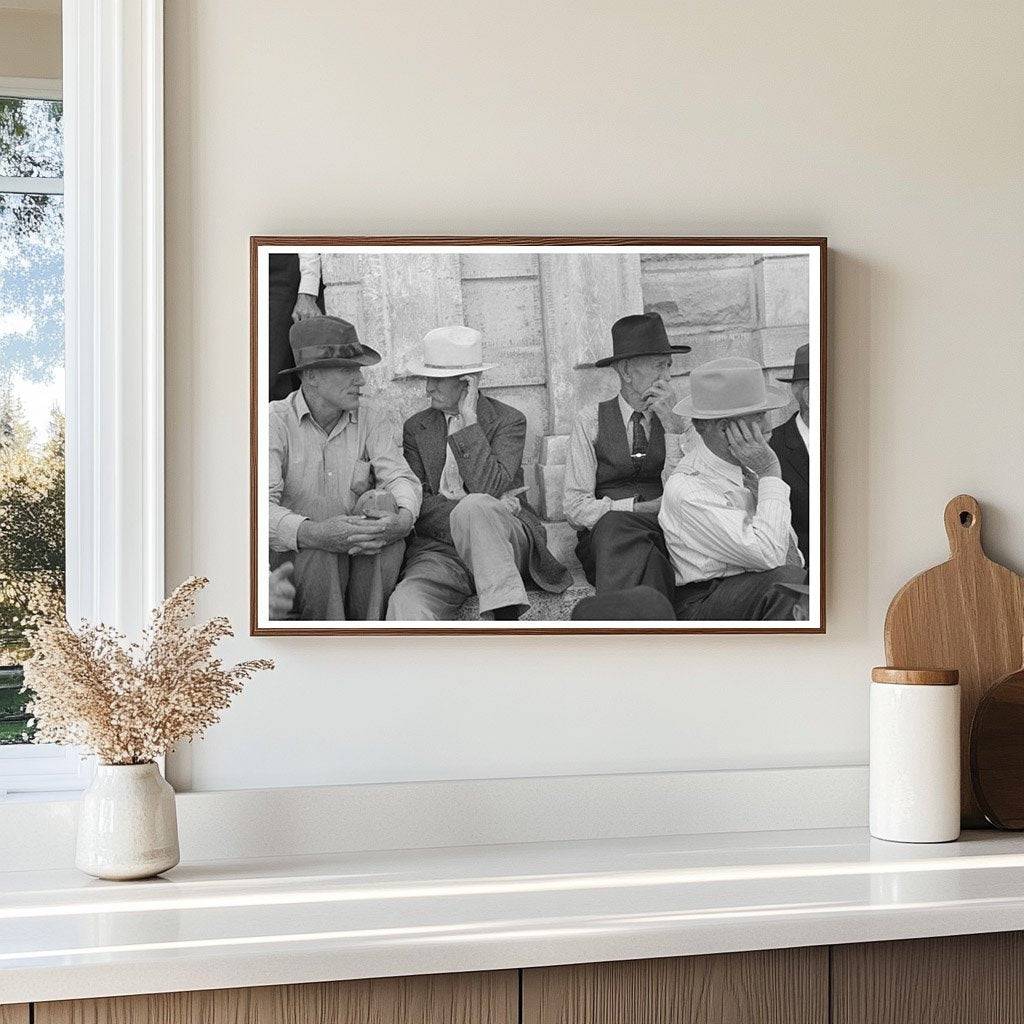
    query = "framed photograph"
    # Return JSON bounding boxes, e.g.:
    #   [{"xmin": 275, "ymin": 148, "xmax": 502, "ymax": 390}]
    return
[{"xmin": 251, "ymin": 237, "xmax": 826, "ymax": 635}]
